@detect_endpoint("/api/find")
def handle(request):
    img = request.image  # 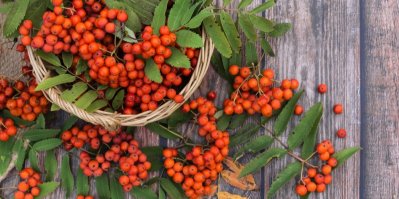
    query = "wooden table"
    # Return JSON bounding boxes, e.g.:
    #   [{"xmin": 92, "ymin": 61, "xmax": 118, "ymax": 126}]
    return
[{"xmin": 1, "ymin": 0, "xmax": 399, "ymax": 198}]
